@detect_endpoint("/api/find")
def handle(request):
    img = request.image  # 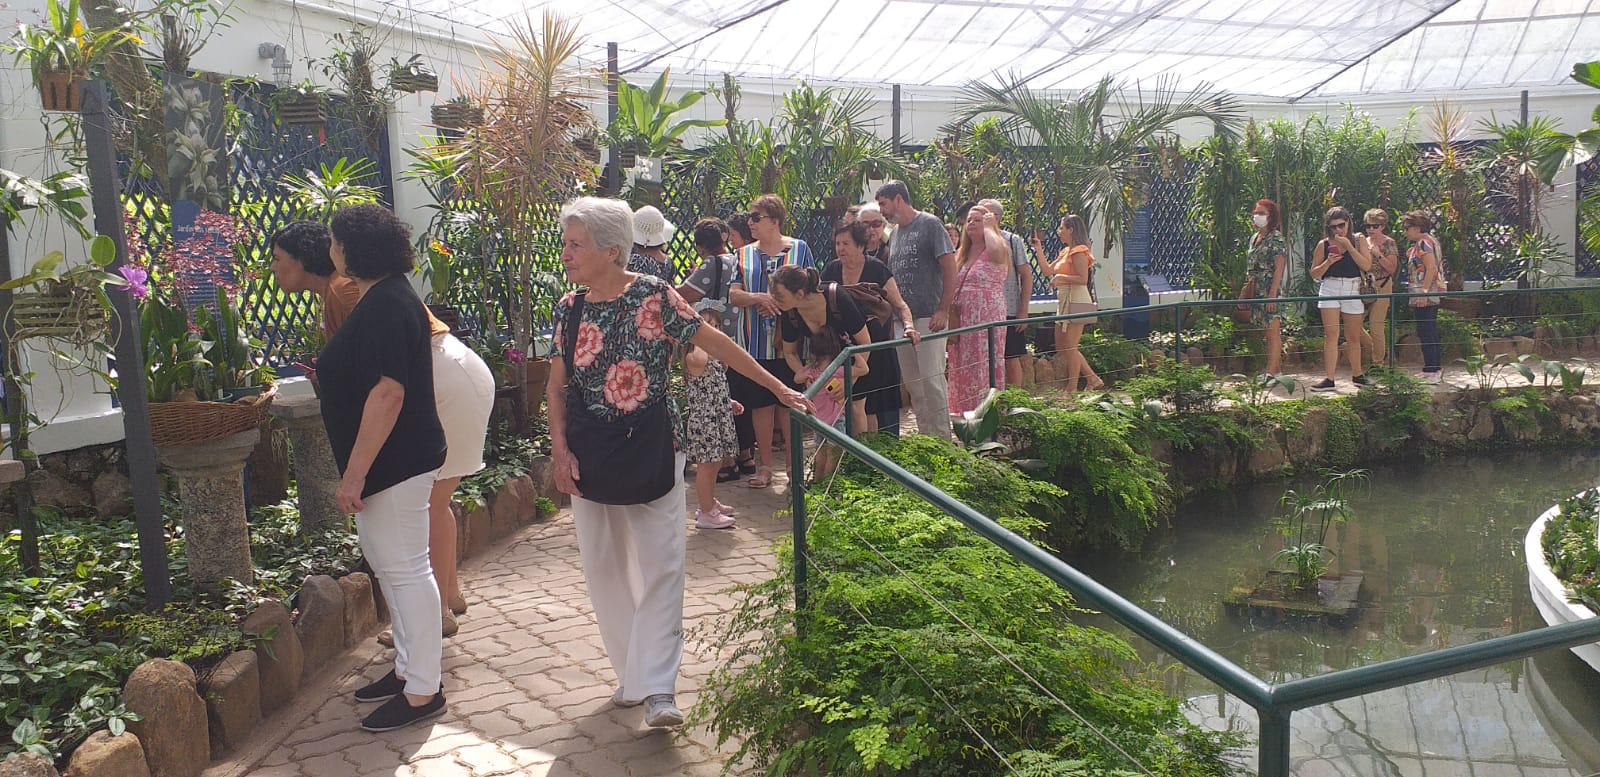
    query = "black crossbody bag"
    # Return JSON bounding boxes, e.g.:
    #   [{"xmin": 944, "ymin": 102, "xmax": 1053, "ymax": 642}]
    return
[{"xmin": 561, "ymin": 290, "xmax": 676, "ymax": 505}]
